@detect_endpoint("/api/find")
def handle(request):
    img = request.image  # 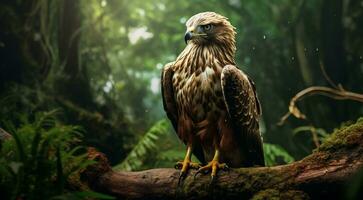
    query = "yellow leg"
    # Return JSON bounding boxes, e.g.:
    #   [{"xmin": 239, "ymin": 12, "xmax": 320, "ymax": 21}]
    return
[
  {"xmin": 195, "ymin": 149, "xmax": 228, "ymax": 182},
  {"xmin": 175, "ymin": 145, "xmax": 201, "ymax": 181}
]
